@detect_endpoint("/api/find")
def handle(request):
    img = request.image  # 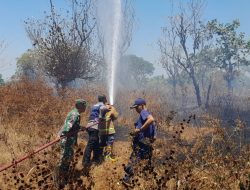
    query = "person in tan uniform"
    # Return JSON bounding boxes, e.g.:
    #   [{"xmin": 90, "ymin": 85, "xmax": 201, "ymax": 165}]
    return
[{"xmin": 99, "ymin": 104, "xmax": 119, "ymax": 161}]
